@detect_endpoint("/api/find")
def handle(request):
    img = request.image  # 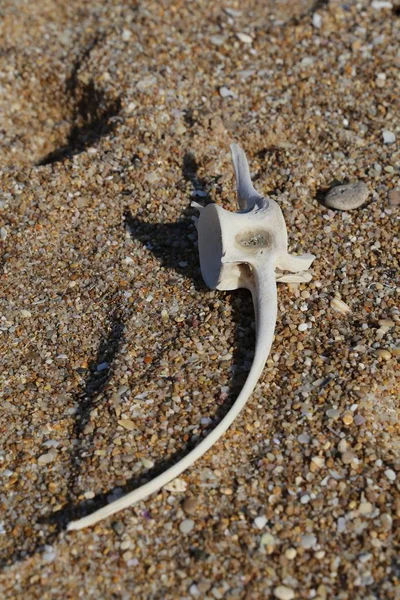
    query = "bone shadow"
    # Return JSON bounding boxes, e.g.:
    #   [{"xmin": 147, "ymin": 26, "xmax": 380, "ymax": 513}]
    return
[
  {"xmin": 1, "ymin": 151, "xmax": 256, "ymax": 567},
  {"xmin": 36, "ymin": 36, "xmax": 121, "ymax": 166},
  {"xmin": 0, "ymin": 309, "xmax": 126, "ymax": 567},
  {"xmin": 36, "ymin": 83, "xmax": 121, "ymax": 166},
  {"xmin": 38, "ymin": 308, "xmax": 254, "ymax": 539},
  {"xmin": 123, "ymin": 151, "xmax": 215, "ymax": 291},
  {"xmin": 38, "ymin": 151, "xmax": 254, "ymax": 527}
]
